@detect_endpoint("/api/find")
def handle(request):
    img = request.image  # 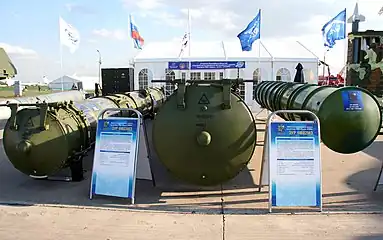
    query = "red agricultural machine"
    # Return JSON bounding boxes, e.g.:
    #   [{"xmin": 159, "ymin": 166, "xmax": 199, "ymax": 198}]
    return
[{"xmin": 318, "ymin": 61, "xmax": 345, "ymax": 87}]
